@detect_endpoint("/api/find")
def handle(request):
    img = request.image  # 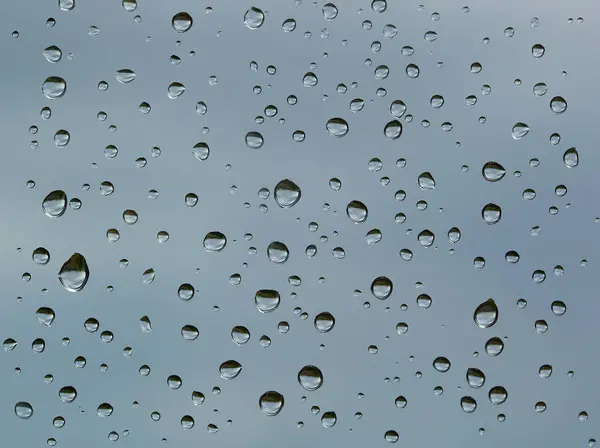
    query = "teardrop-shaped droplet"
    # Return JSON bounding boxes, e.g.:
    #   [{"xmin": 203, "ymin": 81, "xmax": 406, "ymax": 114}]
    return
[
  {"xmin": 42, "ymin": 190, "xmax": 67, "ymax": 218},
  {"xmin": 219, "ymin": 360, "xmax": 242, "ymax": 379},
  {"xmin": 259, "ymin": 391, "xmax": 284, "ymax": 416},
  {"xmin": 274, "ymin": 179, "xmax": 301, "ymax": 208},
  {"xmin": 167, "ymin": 82, "xmax": 185, "ymax": 99},
  {"xmin": 139, "ymin": 316, "xmax": 152, "ymax": 332},
  {"xmin": 43, "ymin": 46, "xmax": 62, "ymax": 63},
  {"xmin": 473, "ymin": 299, "xmax": 498, "ymax": 328},
  {"xmin": 58, "ymin": 253, "xmax": 89, "ymax": 292},
  {"xmin": 466, "ymin": 368, "xmax": 486, "ymax": 388},
  {"xmin": 511, "ymin": 122, "xmax": 529, "ymax": 139},
  {"xmin": 482, "ymin": 162, "xmax": 506, "ymax": 182},
  {"xmin": 418, "ymin": 172, "xmax": 435, "ymax": 190},
  {"xmin": 36, "ymin": 307, "xmax": 55, "ymax": 326}
]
